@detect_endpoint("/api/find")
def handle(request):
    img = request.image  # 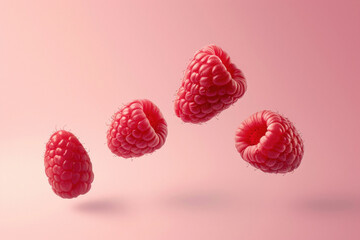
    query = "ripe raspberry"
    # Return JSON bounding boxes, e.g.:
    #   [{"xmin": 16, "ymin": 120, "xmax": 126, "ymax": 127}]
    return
[
  {"xmin": 107, "ymin": 99, "xmax": 168, "ymax": 158},
  {"xmin": 174, "ymin": 44, "xmax": 247, "ymax": 123},
  {"xmin": 235, "ymin": 110, "xmax": 304, "ymax": 173},
  {"xmin": 44, "ymin": 130, "xmax": 94, "ymax": 199}
]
